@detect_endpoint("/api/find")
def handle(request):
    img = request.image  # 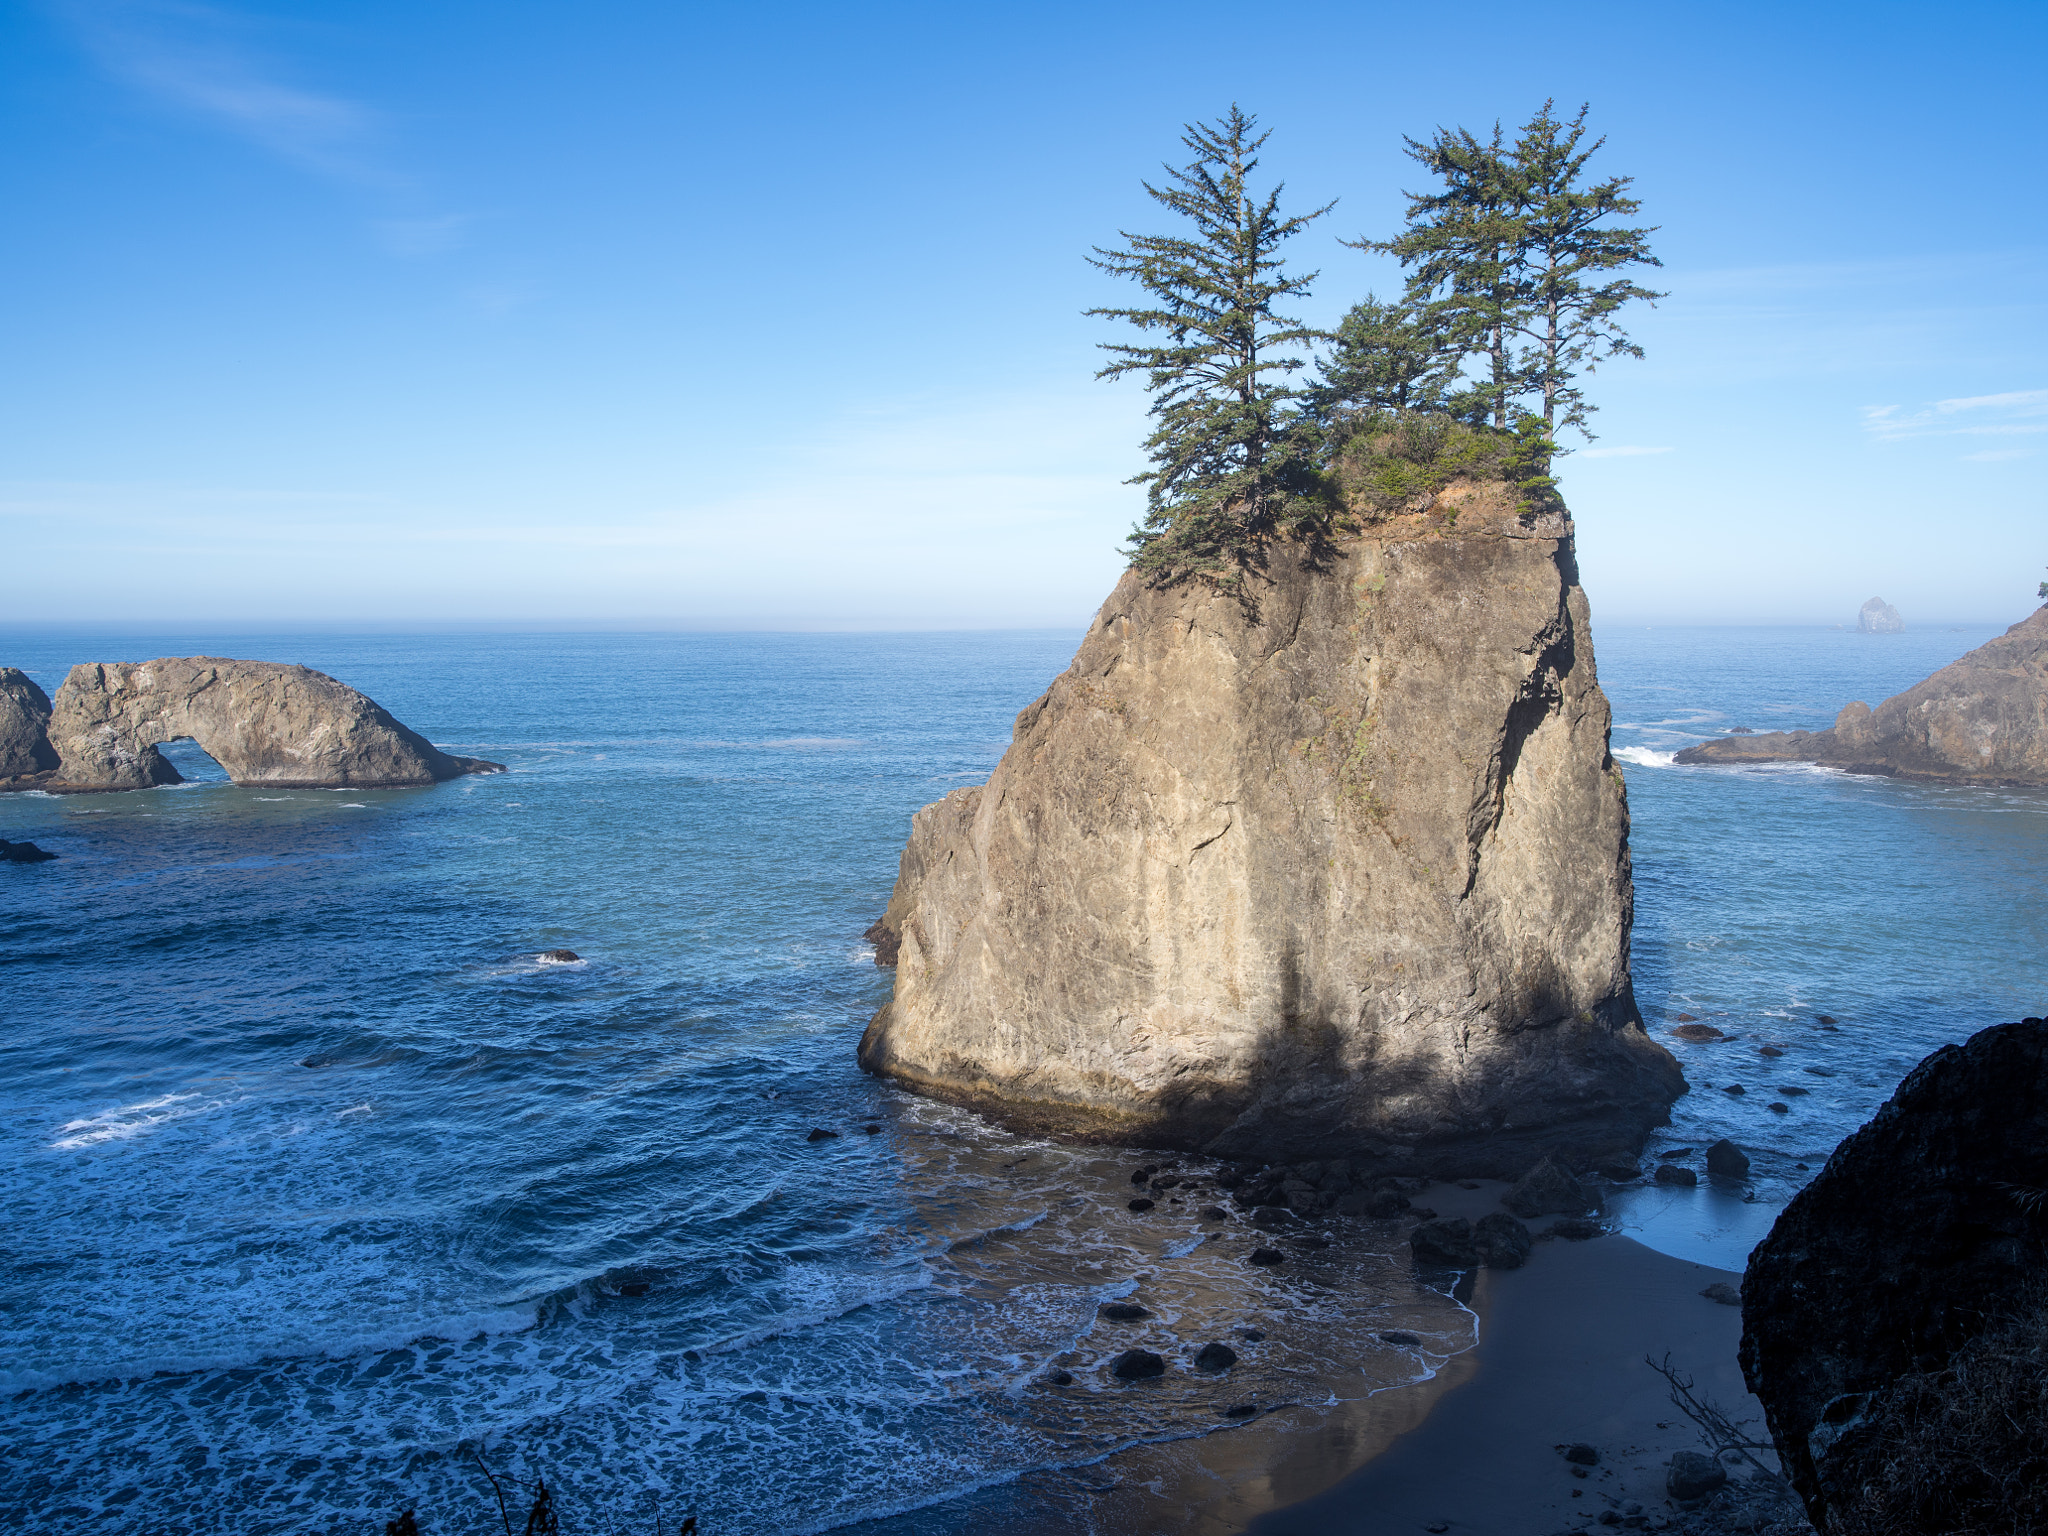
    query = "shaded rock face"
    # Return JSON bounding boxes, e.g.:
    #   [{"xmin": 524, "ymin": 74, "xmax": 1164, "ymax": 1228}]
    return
[
  {"xmin": 1675, "ymin": 606, "xmax": 2048, "ymax": 785},
  {"xmin": 4, "ymin": 657, "xmax": 503, "ymax": 792},
  {"xmin": 860, "ymin": 486, "xmax": 1683, "ymax": 1177},
  {"xmin": 0, "ymin": 669, "xmax": 59, "ymax": 779},
  {"xmin": 1857, "ymin": 596, "xmax": 1903, "ymax": 634},
  {"xmin": 1740, "ymin": 1018, "xmax": 2048, "ymax": 1529}
]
